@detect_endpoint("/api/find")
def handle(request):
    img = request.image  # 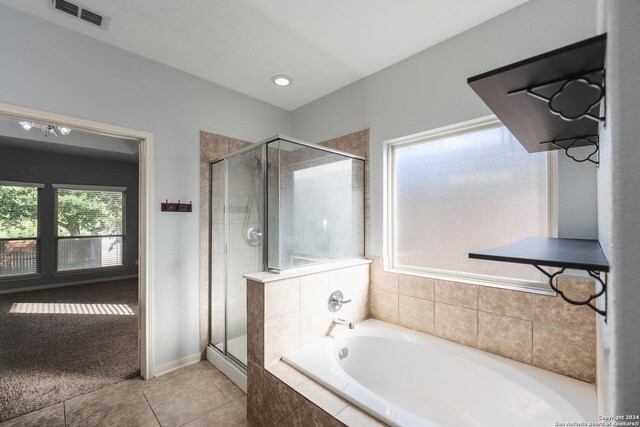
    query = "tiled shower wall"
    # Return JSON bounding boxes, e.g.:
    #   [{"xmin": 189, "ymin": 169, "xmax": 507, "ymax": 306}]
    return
[{"xmin": 369, "ymin": 257, "xmax": 597, "ymax": 383}]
